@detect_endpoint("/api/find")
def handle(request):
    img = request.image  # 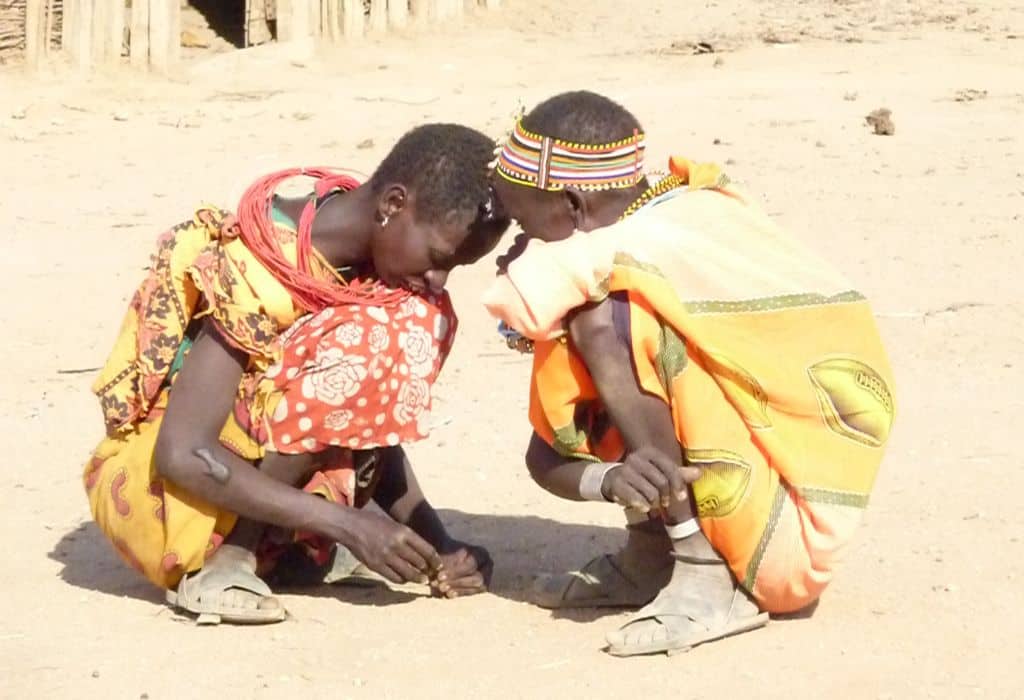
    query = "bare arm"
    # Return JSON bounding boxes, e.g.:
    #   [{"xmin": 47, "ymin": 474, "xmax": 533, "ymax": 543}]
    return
[
  {"xmin": 524, "ymin": 431, "xmax": 599, "ymax": 501},
  {"xmin": 373, "ymin": 446, "xmax": 492, "ymax": 596},
  {"xmin": 568, "ymin": 299, "xmax": 702, "ymax": 511},
  {"xmin": 372, "ymin": 446, "xmax": 450, "ymax": 550},
  {"xmin": 524, "ymin": 299, "xmax": 700, "ymax": 511},
  {"xmin": 566, "ymin": 300, "xmax": 682, "ymax": 462},
  {"xmin": 154, "ymin": 320, "xmax": 353, "ymax": 538}
]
